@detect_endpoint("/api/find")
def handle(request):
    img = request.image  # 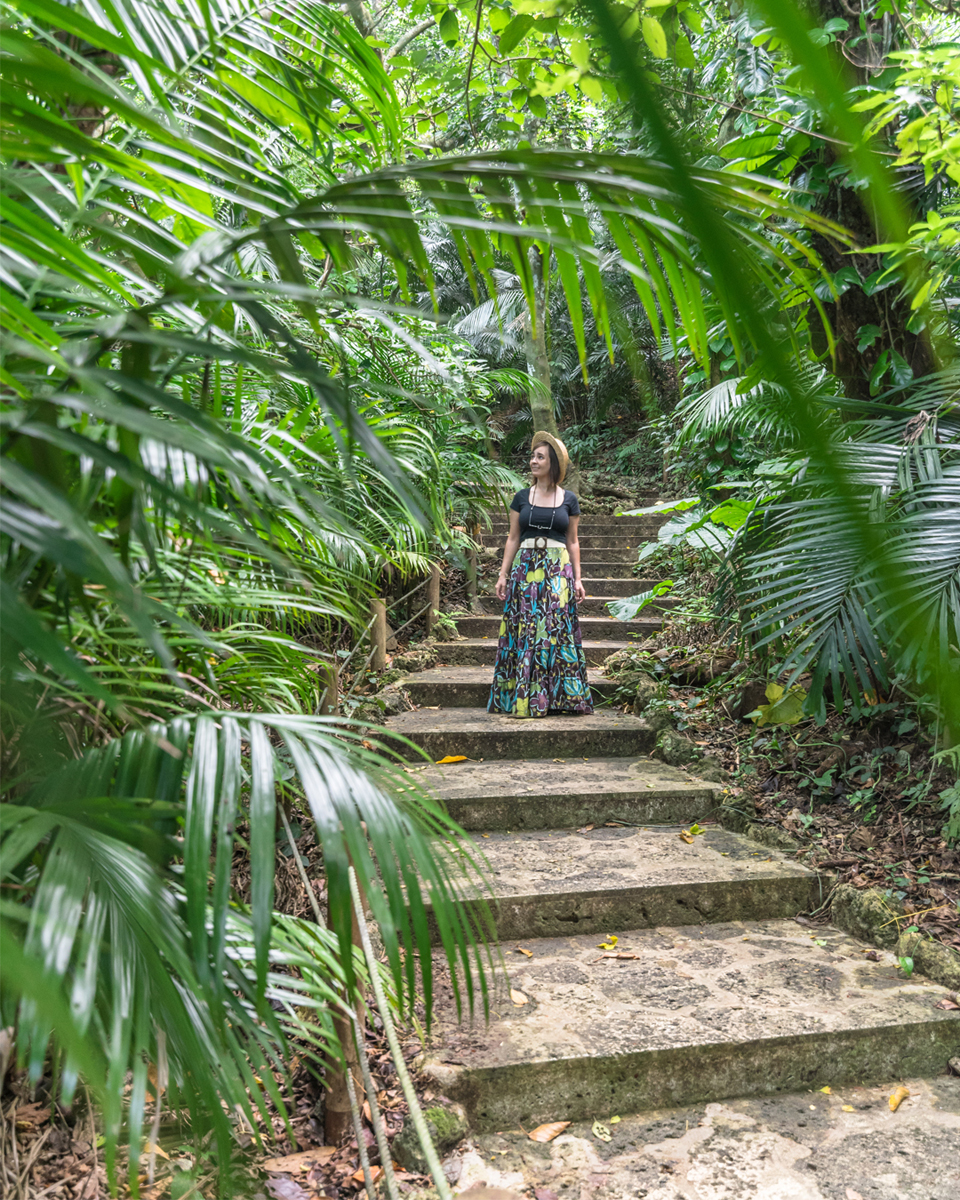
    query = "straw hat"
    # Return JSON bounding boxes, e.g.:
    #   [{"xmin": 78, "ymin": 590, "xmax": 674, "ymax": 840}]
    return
[{"xmin": 531, "ymin": 430, "xmax": 570, "ymax": 483}]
